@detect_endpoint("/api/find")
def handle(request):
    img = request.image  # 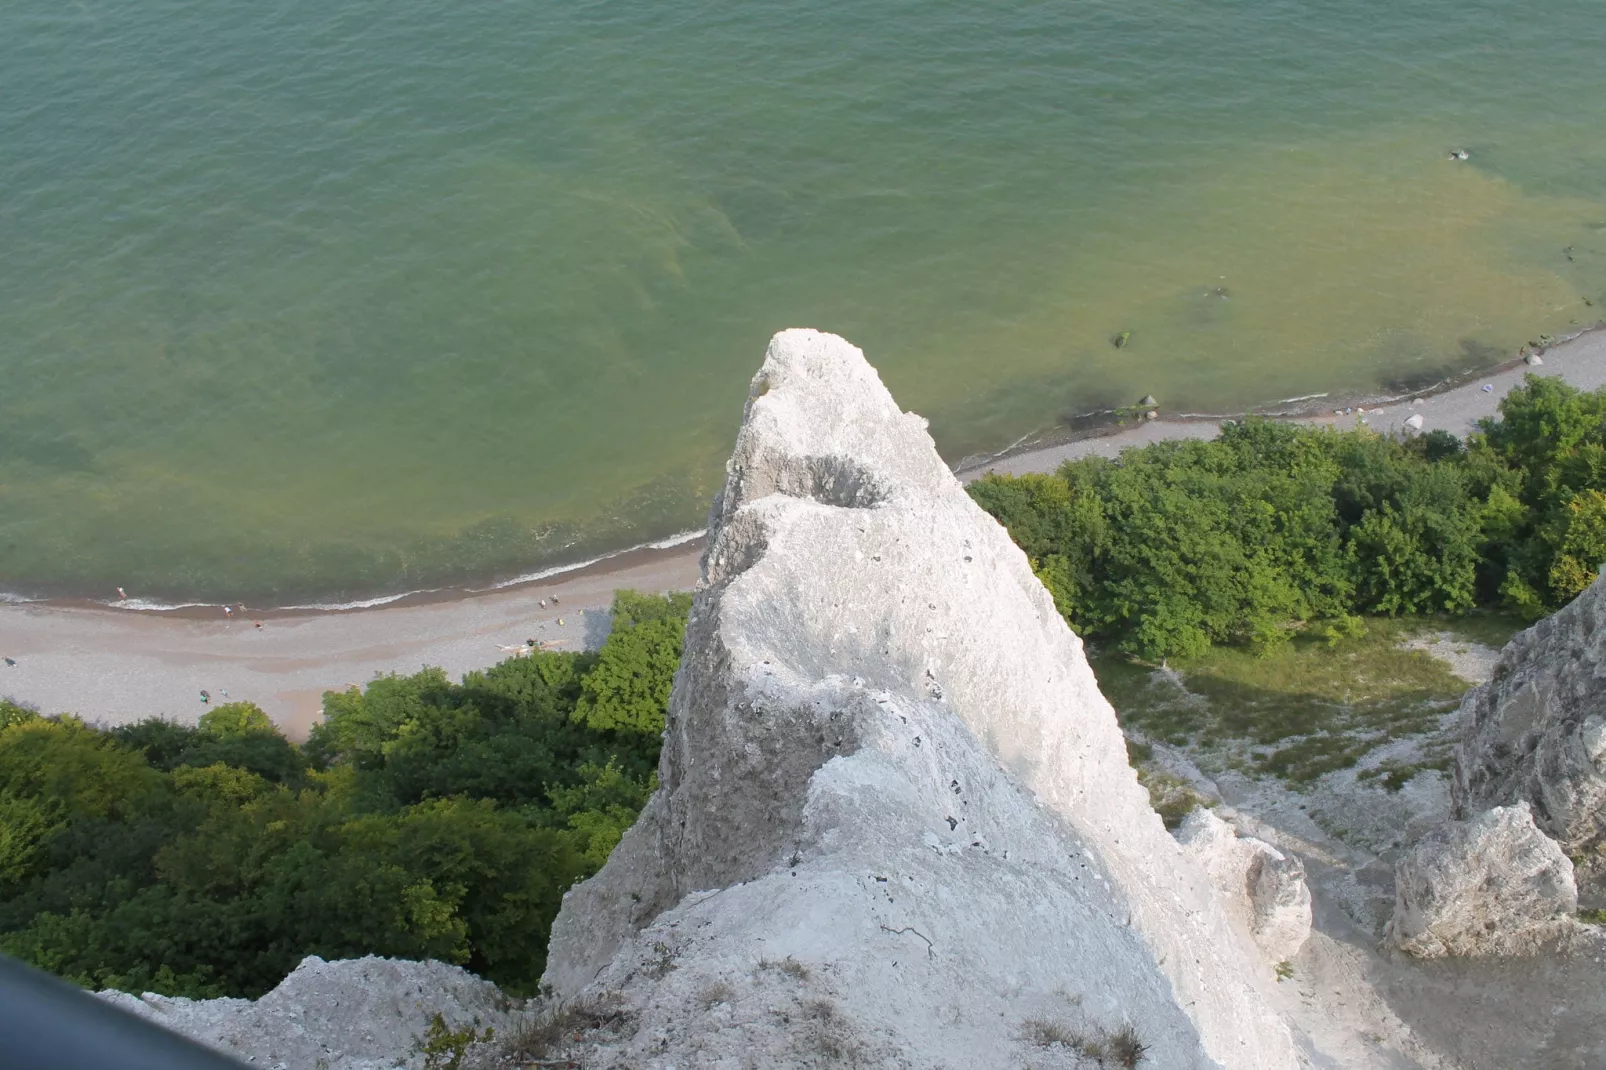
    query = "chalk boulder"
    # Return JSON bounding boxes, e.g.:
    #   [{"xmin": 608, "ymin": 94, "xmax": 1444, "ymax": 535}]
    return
[
  {"xmin": 1175, "ymin": 808, "xmax": 1313, "ymax": 962},
  {"xmin": 1388, "ymin": 803, "xmax": 1577, "ymax": 958},
  {"xmin": 540, "ymin": 329, "xmax": 1297, "ymax": 1068},
  {"xmin": 96, "ymin": 956, "xmax": 510, "ymax": 1070},
  {"xmin": 1454, "ymin": 568, "xmax": 1606, "ymax": 855}
]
